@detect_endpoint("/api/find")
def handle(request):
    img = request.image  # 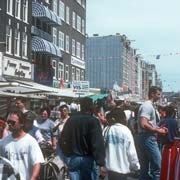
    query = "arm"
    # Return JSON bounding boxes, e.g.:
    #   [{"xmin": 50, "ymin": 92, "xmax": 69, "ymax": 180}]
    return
[
  {"xmin": 30, "ymin": 163, "xmax": 41, "ymax": 180},
  {"xmin": 140, "ymin": 117, "xmax": 168, "ymax": 135}
]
